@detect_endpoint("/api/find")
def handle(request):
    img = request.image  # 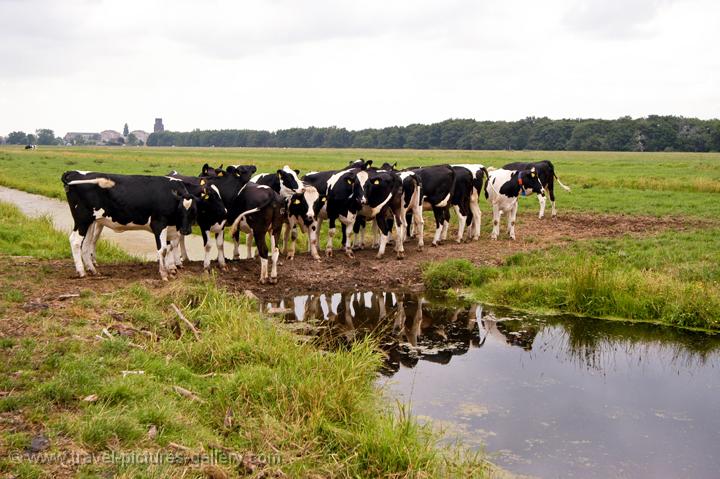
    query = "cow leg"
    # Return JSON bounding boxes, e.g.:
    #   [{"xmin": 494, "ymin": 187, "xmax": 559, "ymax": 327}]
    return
[
  {"xmin": 342, "ymin": 224, "xmax": 354, "ymax": 258},
  {"xmin": 245, "ymin": 230, "xmax": 254, "ymax": 259},
  {"xmin": 215, "ymin": 231, "xmax": 227, "ymax": 270},
  {"xmin": 80, "ymin": 223, "xmax": 98, "ymax": 275},
  {"xmin": 453, "ymin": 205, "xmax": 467, "ymax": 243},
  {"xmin": 371, "ymin": 221, "xmax": 380, "ymax": 248},
  {"xmin": 269, "ymin": 231, "xmax": 280, "ymax": 284},
  {"xmin": 431, "ymin": 207, "xmax": 444, "ymax": 246},
  {"xmin": 165, "ymin": 230, "xmax": 179, "ymax": 275},
  {"xmin": 89, "ymin": 223, "xmax": 104, "ymax": 267},
  {"xmin": 394, "ymin": 212, "xmax": 406, "ymax": 259},
  {"xmin": 154, "ymin": 227, "xmax": 170, "ymax": 281},
  {"xmin": 353, "ymin": 219, "xmax": 365, "ymax": 250},
  {"xmin": 509, "ymin": 201, "xmax": 518, "ymax": 240},
  {"xmin": 201, "ymin": 229, "xmax": 212, "ymax": 271},
  {"xmin": 441, "ymin": 208, "xmax": 450, "ymax": 241},
  {"xmin": 254, "ymin": 229, "xmax": 269, "ymax": 284},
  {"xmin": 491, "ymin": 205, "xmax": 500, "ymax": 240},
  {"xmin": 179, "ymin": 234, "xmax": 189, "ymax": 264},
  {"xmin": 412, "ymin": 204, "xmax": 424, "ymax": 250},
  {"xmin": 469, "ymin": 195, "xmax": 482, "ymax": 240},
  {"xmin": 406, "ymin": 212, "xmax": 414, "ymax": 238},
  {"xmin": 538, "ymin": 194, "xmax": 546, "ymax": 219},
  {"xmin": 326, "ymin": 217, "xmax": 336, "ymax": 257},
  {"xmin": 549, "ymin": 183, "xmax": 557, "ymax": 218},
  {"xmin": 283, "ymin": 217, "xmax": 297, "ymax": 259},
  {"xmin": 308, "ymin": 220, "xmax": 321, "ymax": 260},
  {"xmin": 376, "ymin": 216, "xmax": 391, "ymax": 259},
  {"xmin": 232, "ymin": 229, "xmax": 241, "ymax": 260}
]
